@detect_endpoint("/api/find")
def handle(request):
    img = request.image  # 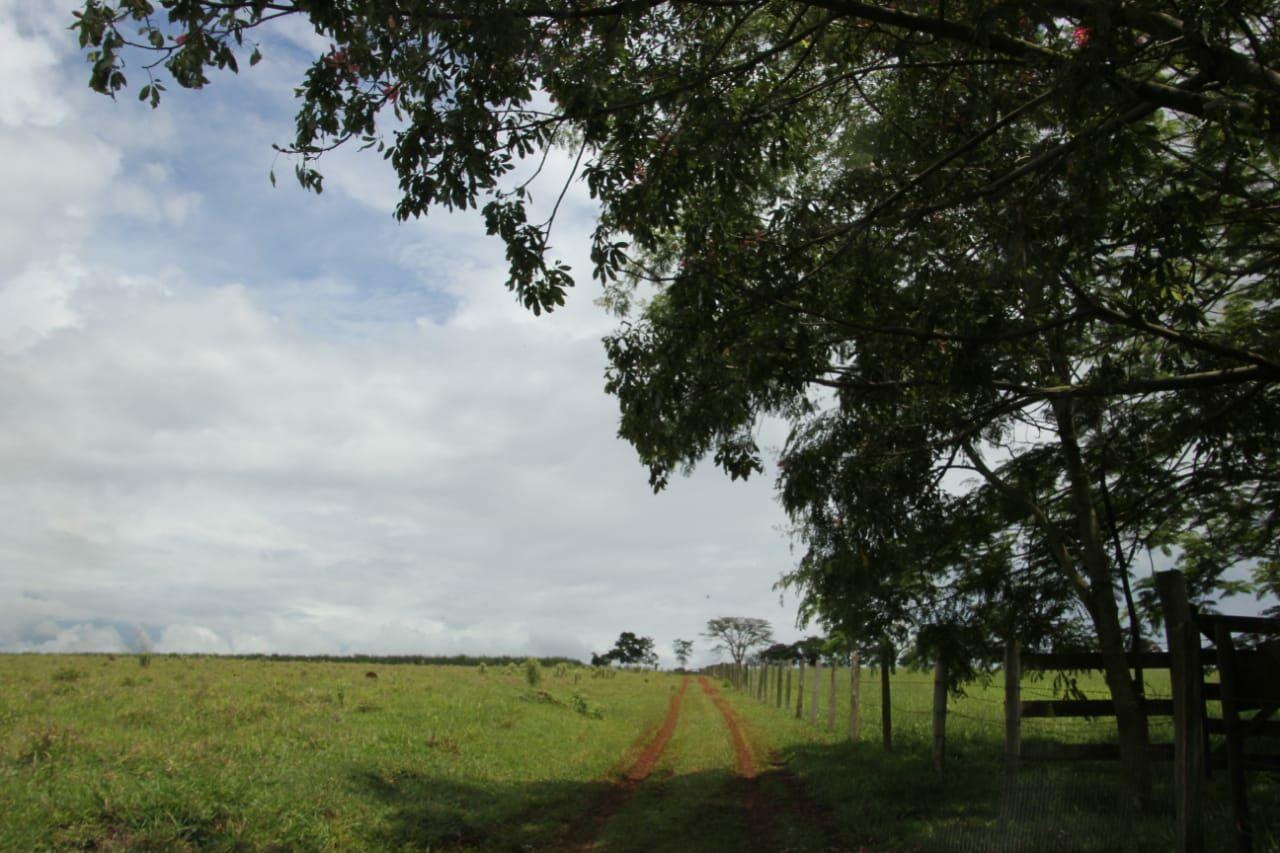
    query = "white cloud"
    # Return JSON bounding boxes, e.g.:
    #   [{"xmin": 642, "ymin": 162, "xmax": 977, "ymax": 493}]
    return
[
  {"xmin": 0, "ymin": 4, "xmax": 806, "ymax": 667},
  {"xmin": 0, "ymin": 253, "xmax": 85, "ymax": 353},
  {"xmin": 0, "ymin": 4, "xmax": 72, "ymax": 128},
  {"xmin": 12, "ymin": 623, "xmax": 129, "ymax": 654},
  {"xmin": 156, "ymin": 624, "xmax": 231, "ymax": 654}
]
